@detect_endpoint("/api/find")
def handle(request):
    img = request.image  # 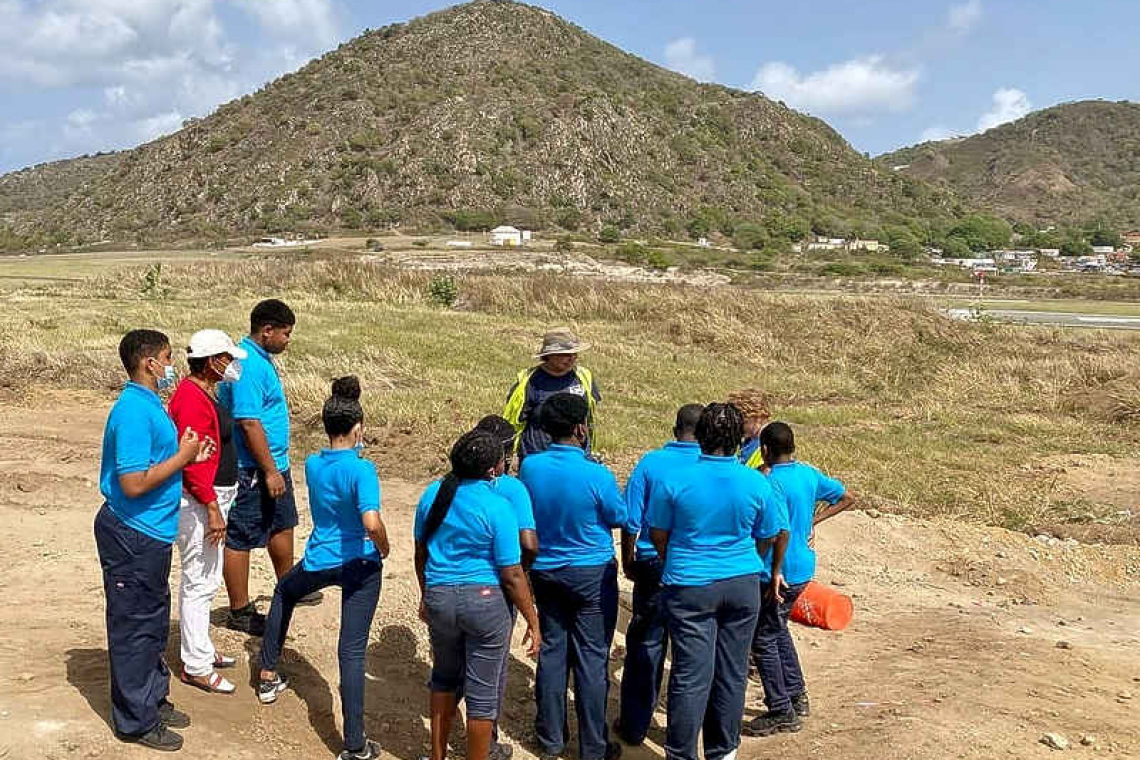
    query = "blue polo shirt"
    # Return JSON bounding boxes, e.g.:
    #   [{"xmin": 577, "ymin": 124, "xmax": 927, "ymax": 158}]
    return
[
  {"xmin": 491, "ymin": 474, "xmax": 537, "ymax": 532},
  {"xmin": 624, "ymin": 441, "xmax": 702, "ymax": 560},
  {"xmin": 302, "ymin": 449, "xmax": 382, "ymax": 571},
  {"xmin": 414, "ymin": 479, "xmax": 521, "ymax": 587},
  {"xmin": 647, "ymin": 455, "xmax": 788, "ymax": 587},
  {"xmin": 519, "ymin": 444, "xmax": 628, "ymax": 571},
  {"xmin": 99, "ymin": 382, "xmax": 182, "ymax": 544},
  {"xmin": 218, "ymin": 337, "xmax": 290, "ymax": 472},
  {"xmin": 764, "ymin": 461, "xmax": 846, "ymax": 585}
]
